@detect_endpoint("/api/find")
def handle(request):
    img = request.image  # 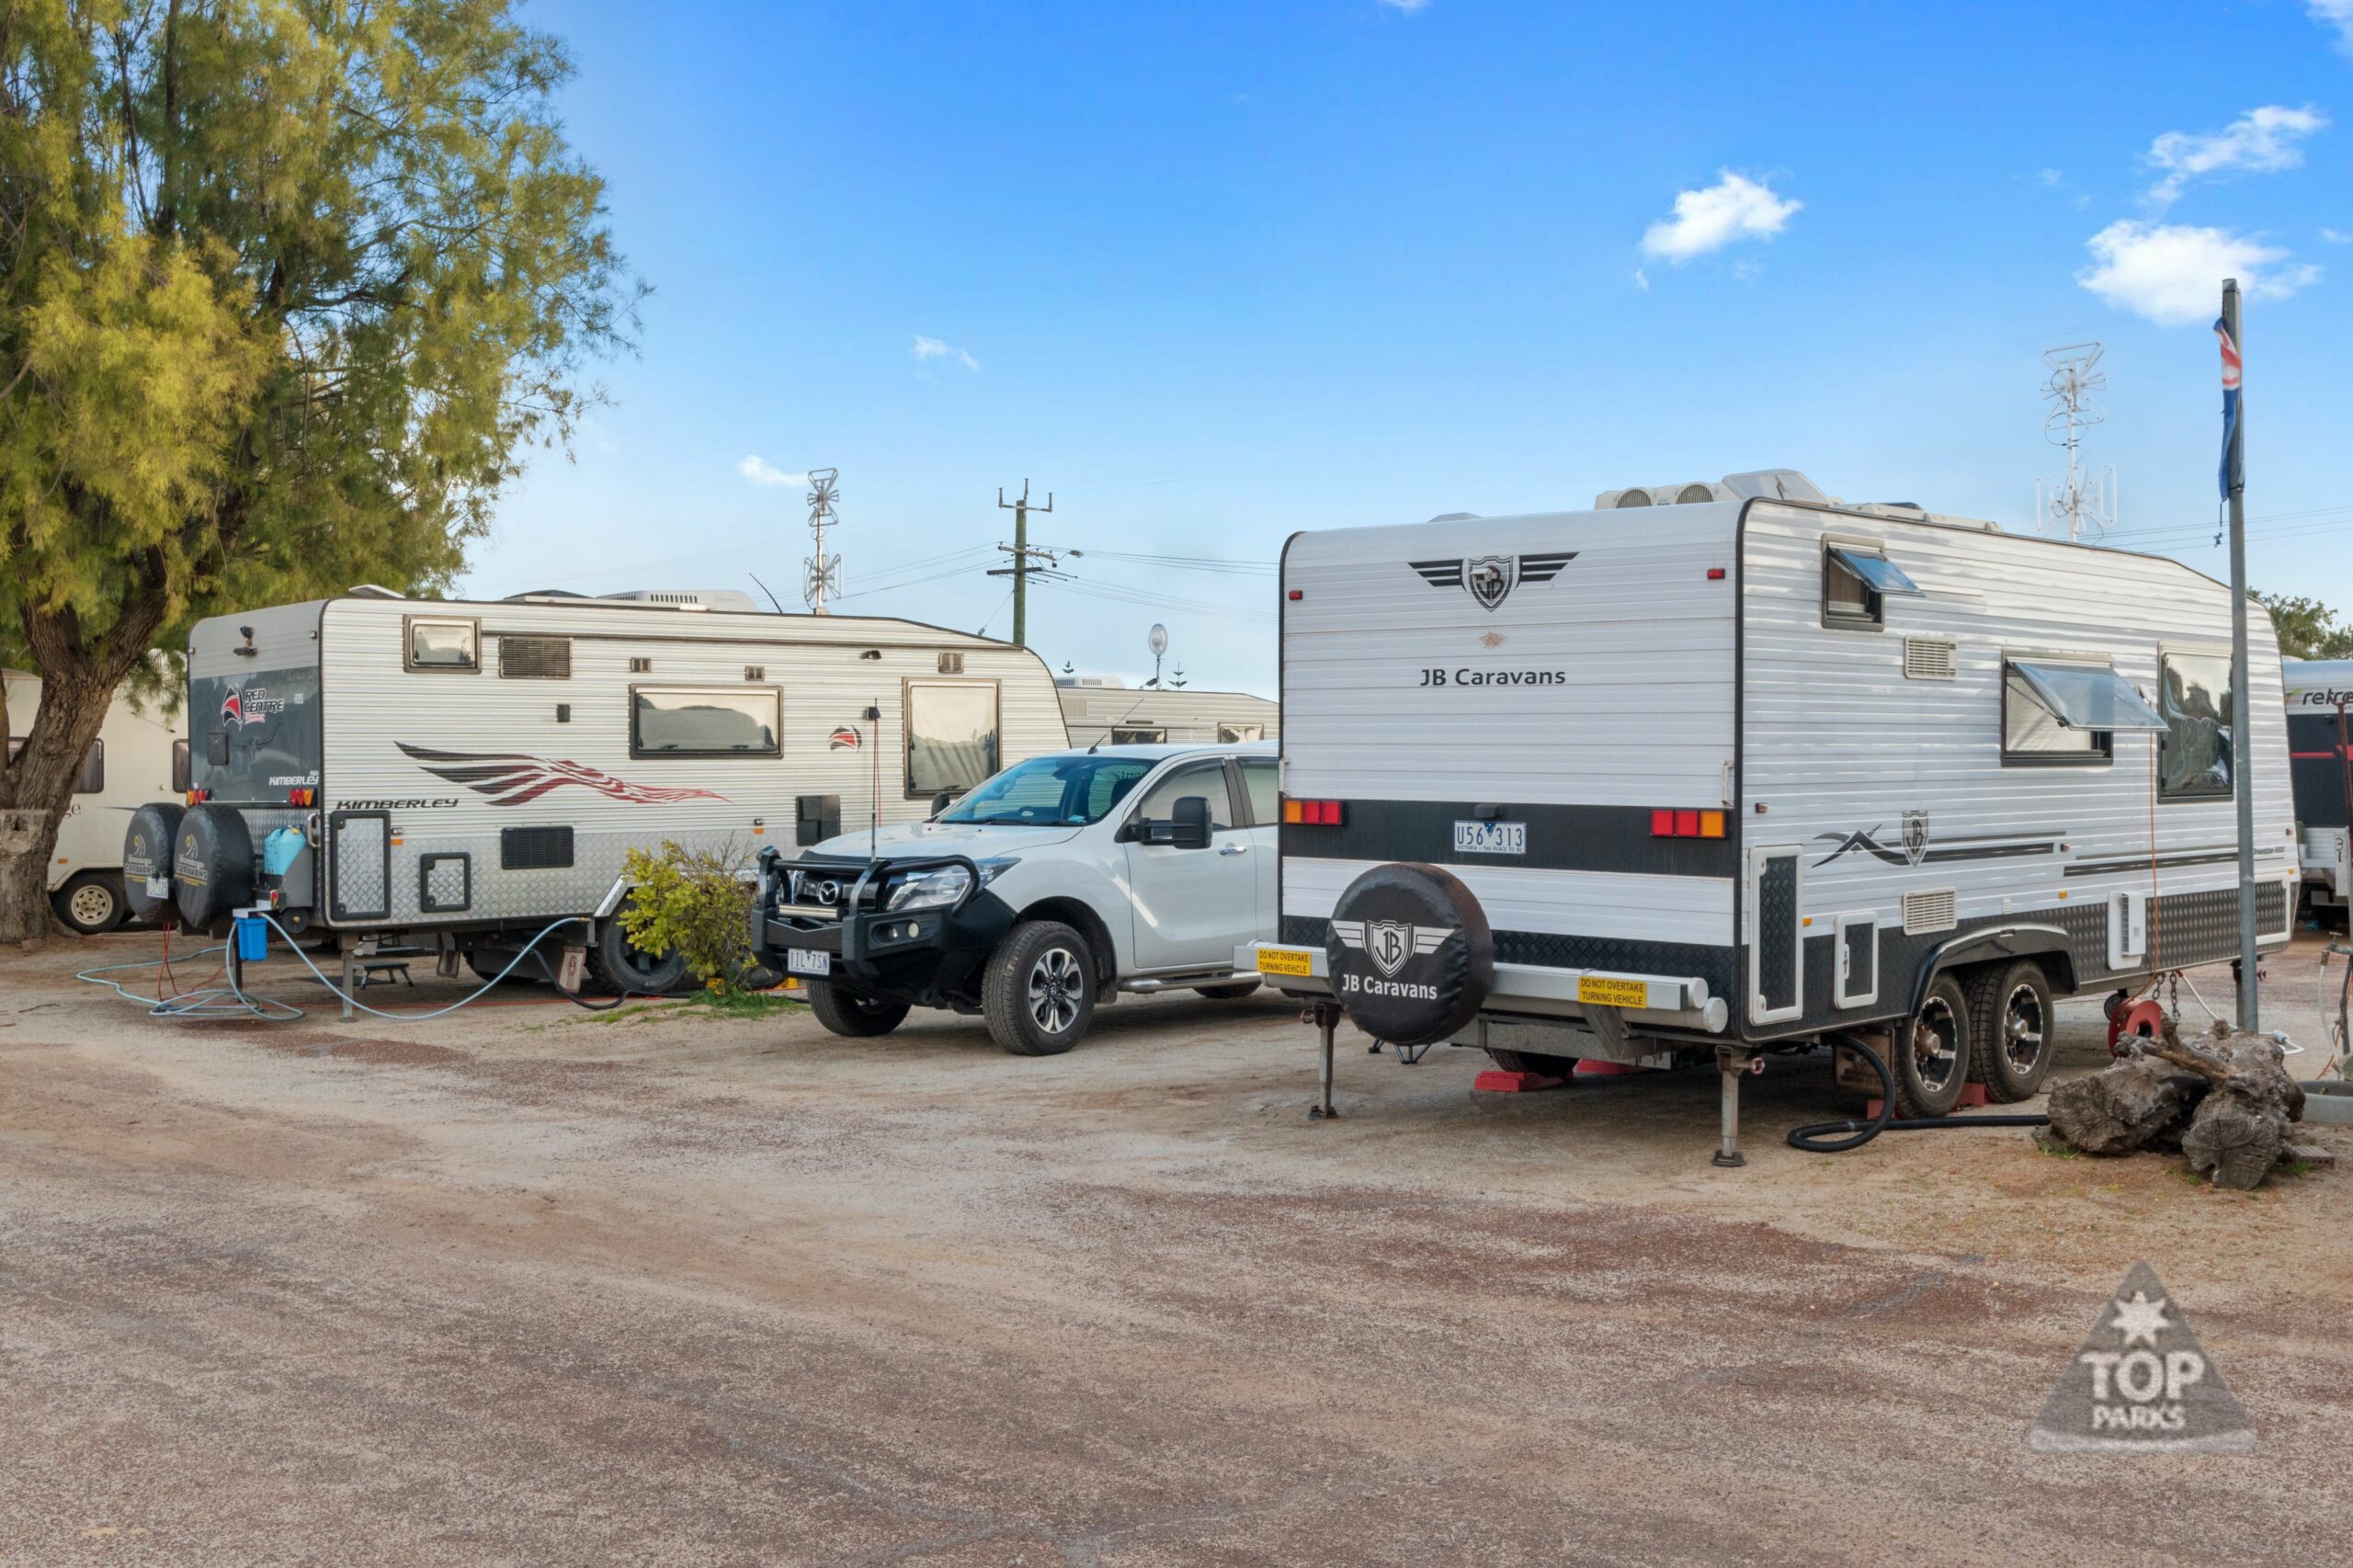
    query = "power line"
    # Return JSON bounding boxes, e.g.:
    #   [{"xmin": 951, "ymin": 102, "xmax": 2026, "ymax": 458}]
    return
[{"xmin": 990, "ymin": 480, "xmax": 1057, "ymax": 648}]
